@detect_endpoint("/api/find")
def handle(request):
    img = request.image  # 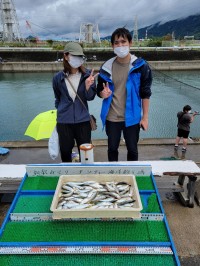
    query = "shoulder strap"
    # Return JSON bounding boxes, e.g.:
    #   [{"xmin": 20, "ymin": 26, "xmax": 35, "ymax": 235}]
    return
[{"xmin": 66, "ymin": 77, "xmax": 88, "ymax": 113}]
